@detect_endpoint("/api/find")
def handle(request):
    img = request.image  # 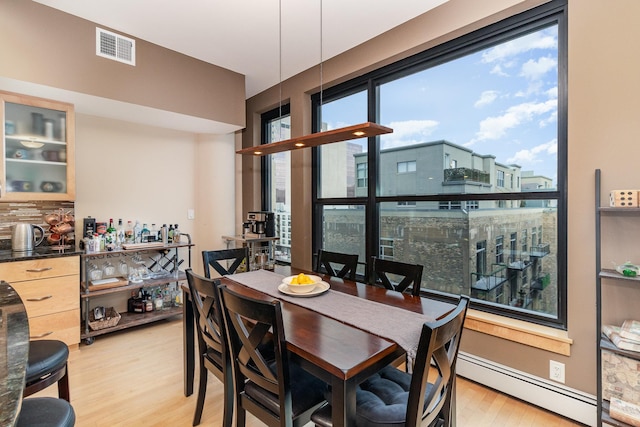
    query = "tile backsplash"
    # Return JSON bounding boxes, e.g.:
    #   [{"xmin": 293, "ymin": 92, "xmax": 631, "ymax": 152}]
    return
[{"xmin": 0, "ymin": 201, "xmax": 75, "ymax": 249}]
